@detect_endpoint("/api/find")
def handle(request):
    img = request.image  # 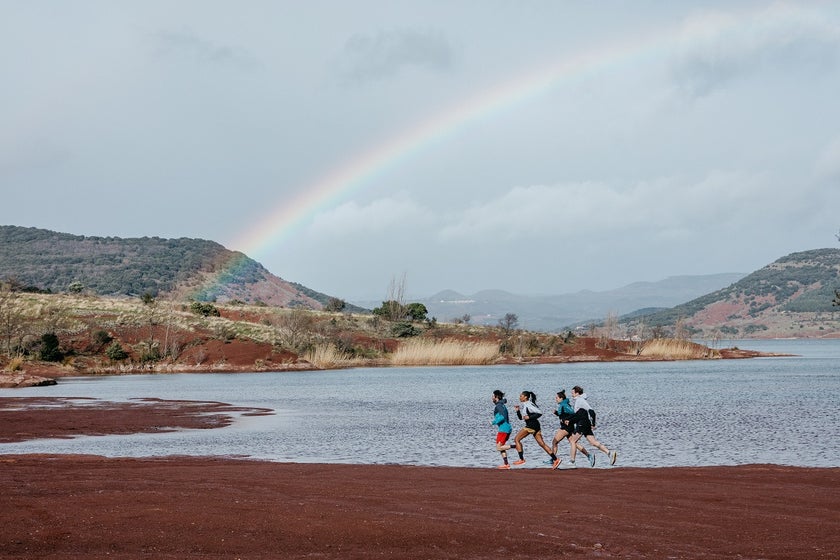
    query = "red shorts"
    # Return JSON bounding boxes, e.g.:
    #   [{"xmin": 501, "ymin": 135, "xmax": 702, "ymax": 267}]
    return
[{"xmin": 496, "ymin": 432, "xmax": 510, "ymax": 445}]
